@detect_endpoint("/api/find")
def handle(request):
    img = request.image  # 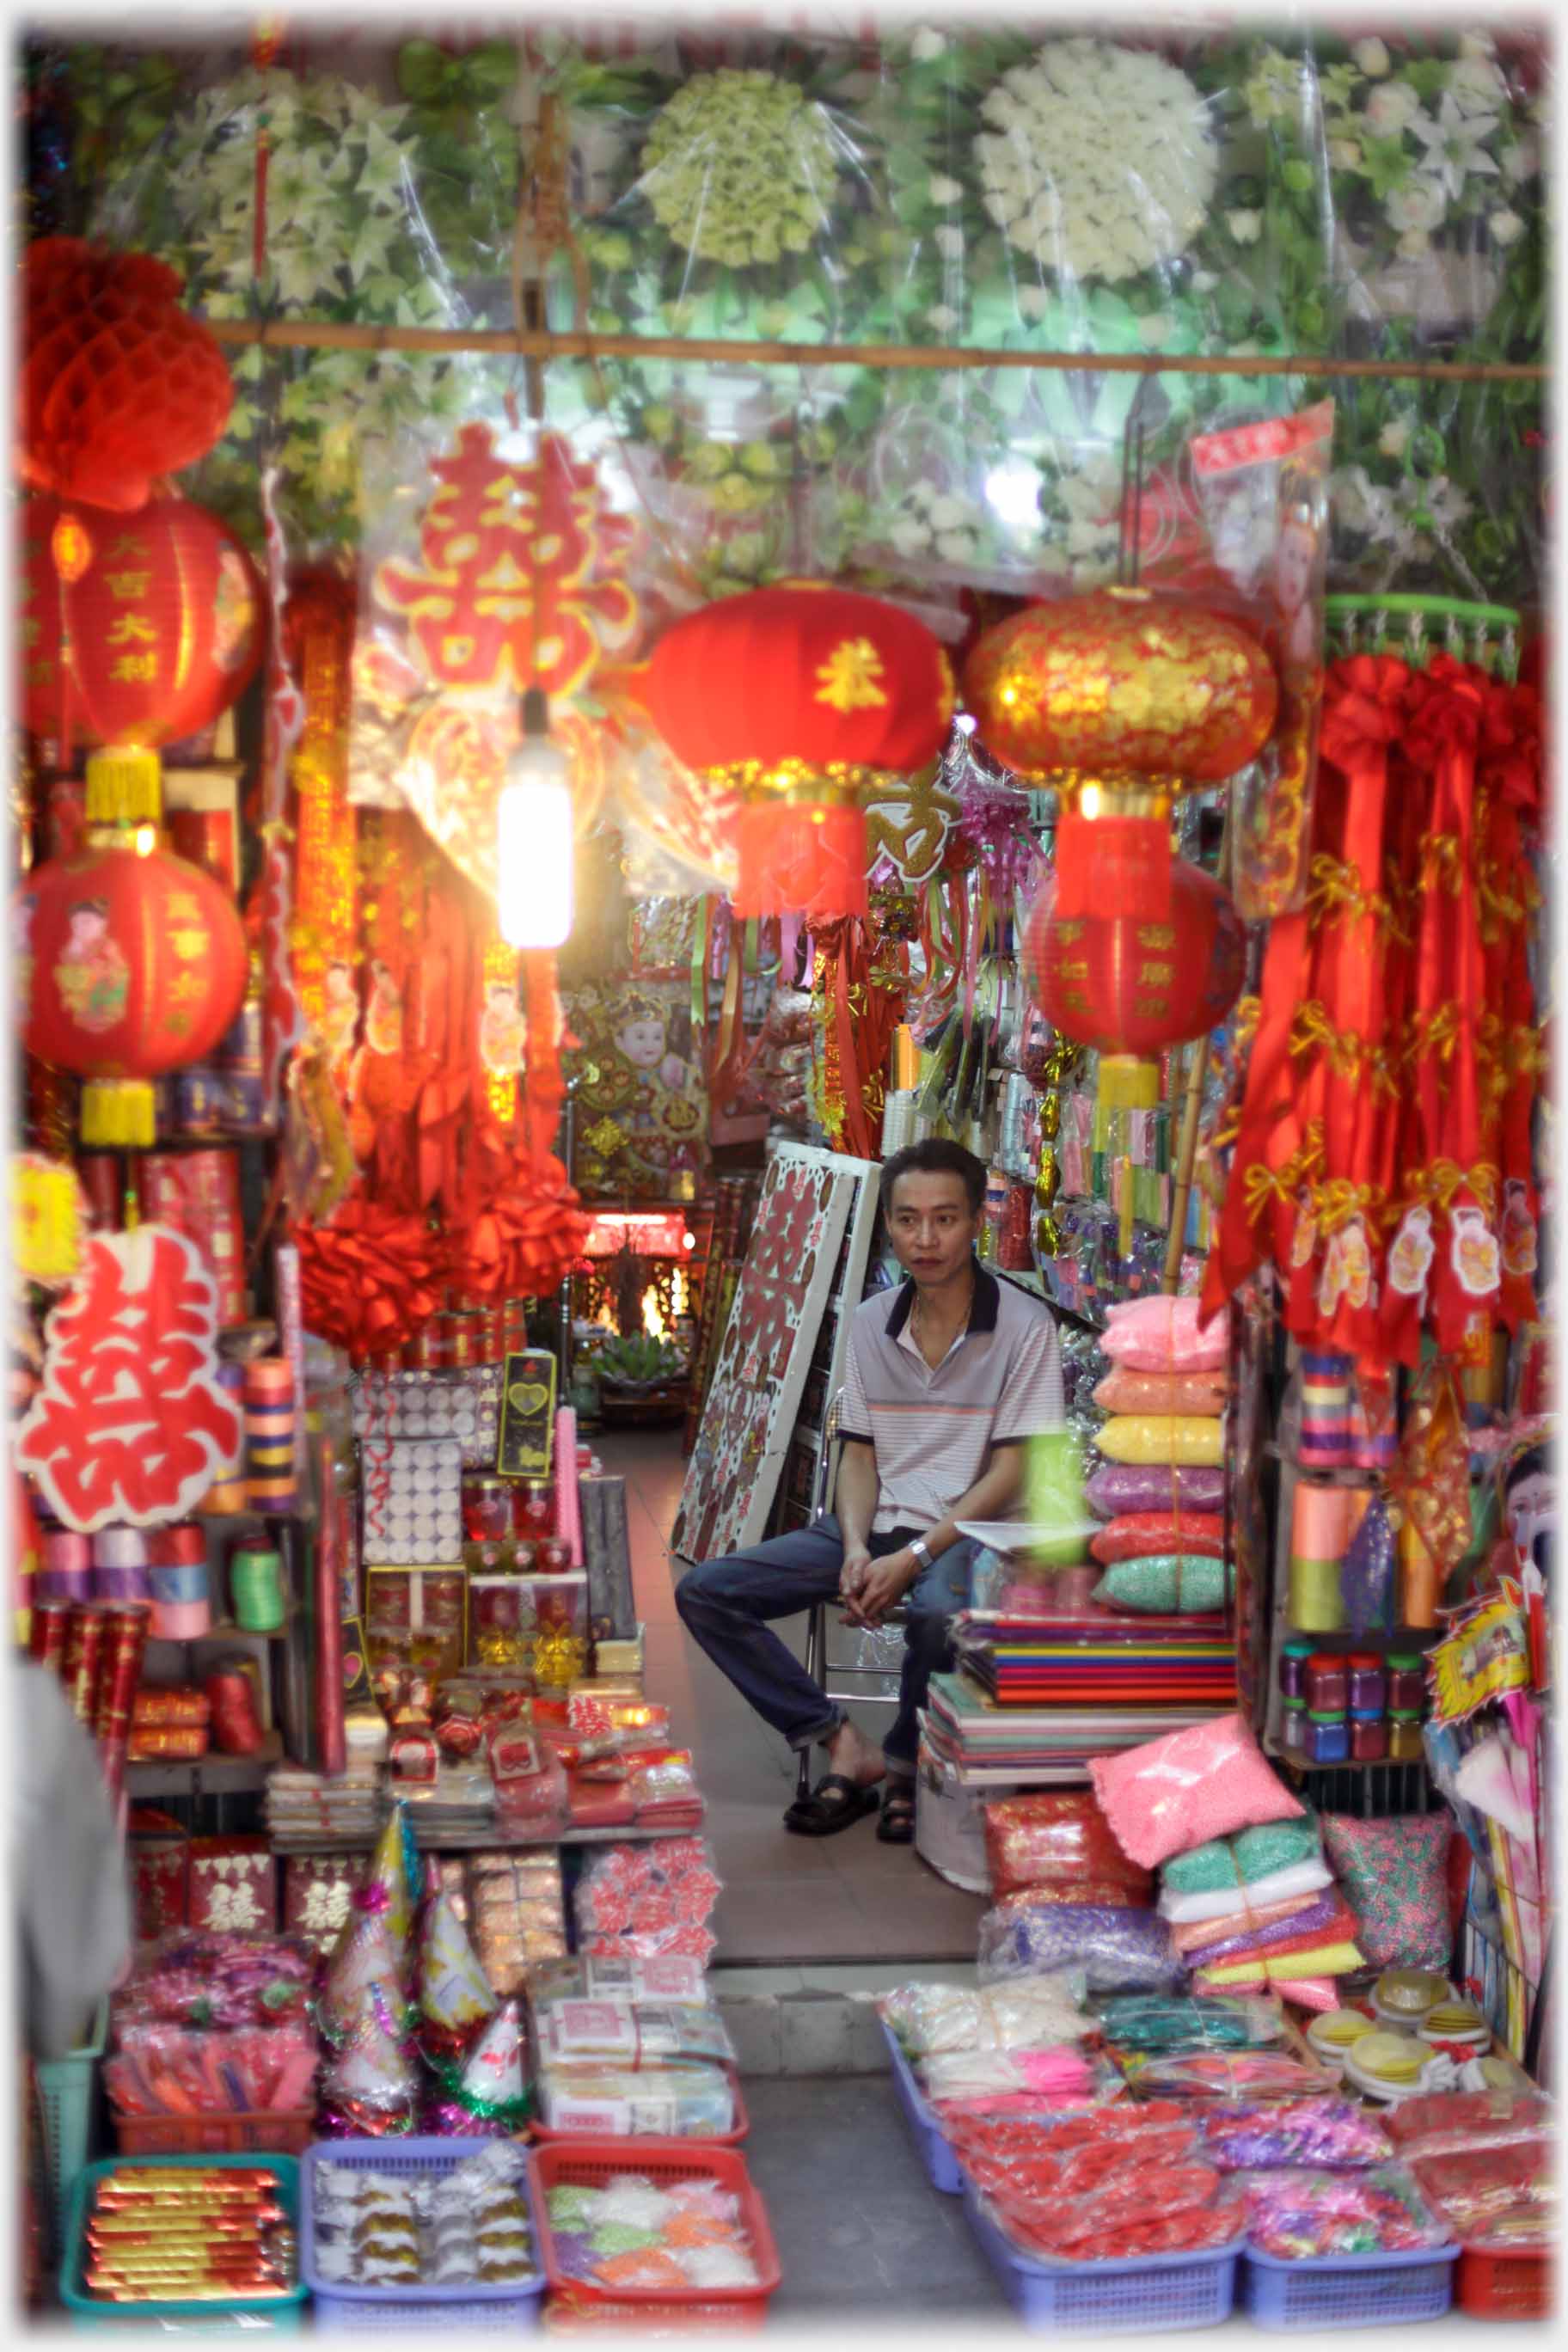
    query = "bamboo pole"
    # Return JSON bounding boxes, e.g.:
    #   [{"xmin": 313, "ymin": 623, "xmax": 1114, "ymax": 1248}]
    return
[
  {"xmin": 197, "ymin": 315, "xmax": 1546, "ymax": 383},
  {"xmin": 1163, "ymin": 801, "xmax": 1237, "ymax": 1295}
]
